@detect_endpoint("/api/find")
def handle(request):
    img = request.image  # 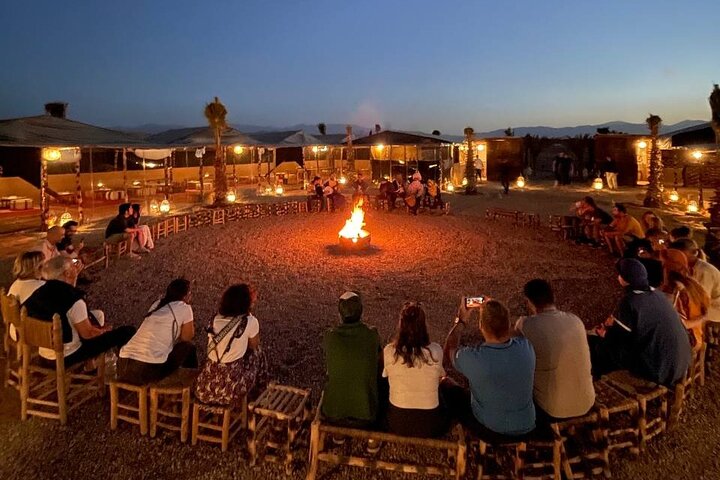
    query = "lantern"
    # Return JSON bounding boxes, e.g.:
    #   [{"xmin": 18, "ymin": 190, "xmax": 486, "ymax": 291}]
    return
[
  {"xmin": 275, "ymin": 185, "xmax": 284, "ymax": 195},
  {"xmin": 687, "ymin": 200, "xmax": 699, "ymax": 214},
  {"xmin": 446, "ymin": 183, "xmax": 455, "ymax": 192},
  {"xmin": 204, "ymin": 173, "xmax": 210, "ymax": 178},
  {"xmin": 149, "ymin": 199, "xmax": 159, "ymax": 214},
  {"xmin": 516, "ymin": 176, "xmax": 526, "ymax": 188},
  {"xmin": 592, "ymin": 177, "xmax": 604, "ymax": 190},
  {"xmin": 339, "ymin": 176, "xmax": 347, "ymax": 185},
  {"xmin": 692, "ymin": 150, "xmax": 703, "ymax": 160},
  {"xmin": 376, "ymin": 144, "xmax": 384, "ymax": 151},
  {"xmin": 132, "ymin": 180, "xmax": 141, "ymax": 186},
  {"xmin": 462, "ymin": 177, "xmax": 468, "ymax": 186},
  {"xmin": 195, "ymin": 147, "xmax": 205, "ymax": 159},
  {"xmin": 97, "ymin": 181, "xmax": 104, "ymax": 188},
  {"xmin": 638, "ymin": 141, "xmax": 647, "ymax": 149},
  {"xmin": 477, "ymin": 144, "xmax": 485, "ymax": 152},
  {"xmin": 42, "ymin": 148, "xmax": 62, "ymax": 161},
  {"xmin": 226, "ymin": 190, "xmax": 236, "ymax": 203},
  {"xmin": 159, "ymin": 199, "xmax": 170, "ymax": 214},
  {"xmin": 312, "ymin": 146, "xmax": 319, "ymax": 153},
  {"xmin": 59, "ymin": 211, "xmax": 72, "ymax": 226},
  {"xmin": 669, "ymin": 190, "xmax": 679, "ymax": 202}
]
